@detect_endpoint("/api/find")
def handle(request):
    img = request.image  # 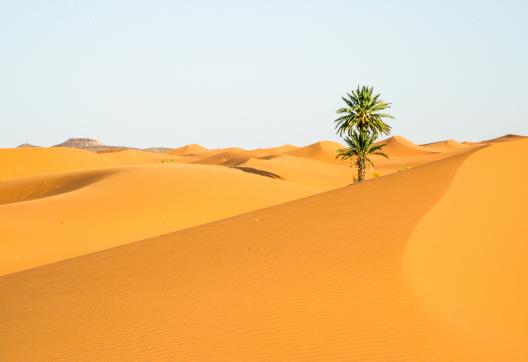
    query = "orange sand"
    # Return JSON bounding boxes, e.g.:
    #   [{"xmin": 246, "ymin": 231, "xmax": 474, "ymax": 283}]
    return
[
  {"xmin": 285, "ymin": 140, "xmax": 347, "ymax": 164},
  {"xmin": 0, "ymin": 147, "xmax": 116, "ymax": 180},
  {"xmin": 377, "ymin": 135, "xmax": 437, "ymax": 157},
  {"xmin": 168, "ymin": 143, "xmax": 209, "ymax": 155},
  {"xmin": 99, "ymin": 149, "xmax": 191, "ymax": 165},
  {"xmin": 0, "ymin": 163, "xmax": 316, "ymax": 275},
  {"xmin": 404, "ymin": 138, "xmax": 528, "ymax": 360},
  {"xmin": 421, "ymin": 139, "xmax": 469, "ymax": 152},
  {"xmin": 1, "ymin": 136, "xmax": 526, "ymax": 360}
]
